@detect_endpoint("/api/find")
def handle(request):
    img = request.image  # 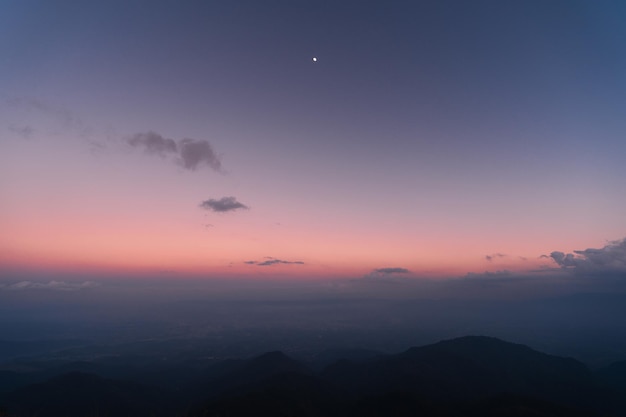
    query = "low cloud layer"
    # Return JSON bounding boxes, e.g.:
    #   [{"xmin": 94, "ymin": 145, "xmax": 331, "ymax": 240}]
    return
[
  {"xmin": 245, "ymin": 257, "xmax": 305, "ymax": 266},
  {"xmin": 200, "ymin": 196, "xmax": 249, "ymax": 213},
  {"xmin": 0, "ymin": 281, "xmax": 99, "ymax": 291},
  {"xmin": 374, "ymin": 267, "xmax": 410, "ymax": 274},
  {"xmin": 128, "ymin": 131, "xmax": 222, "ymax": 172},
  {"xmin": 364, "ymin": 267, "xmax": 411, "ymax": 280},
  {"xmin": 465, "ymin": 270, "xmax": 512, "ymax": 279},
  {"xmin": 549, "ymin": 238, "xmax": 626, "ymax": 274},
  {"xmin": 485, "ymin": 253, "xmax": 506, "ymax": 262}
]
